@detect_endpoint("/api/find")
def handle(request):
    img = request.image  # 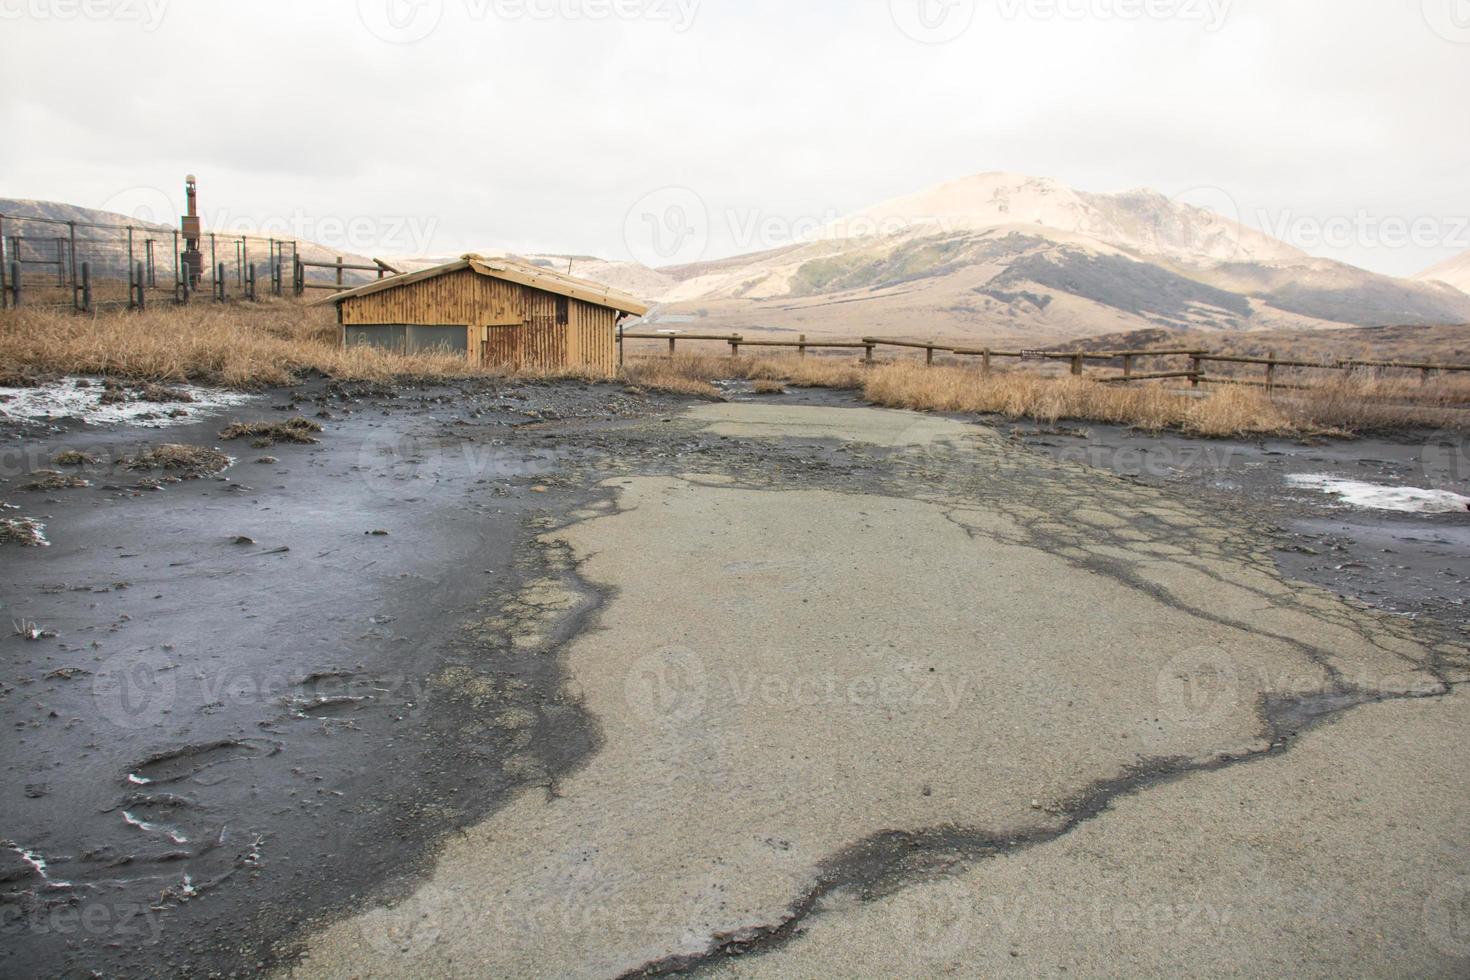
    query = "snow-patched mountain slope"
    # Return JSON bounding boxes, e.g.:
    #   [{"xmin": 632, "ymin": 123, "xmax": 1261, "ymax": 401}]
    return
[
  {"xmin": 816, "ymin": 172, "xmax": 1306, "ymax": 265},
  {"xmin": 1417, "ymin": 250, "xmax": 1470, "ymax": 295}
]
